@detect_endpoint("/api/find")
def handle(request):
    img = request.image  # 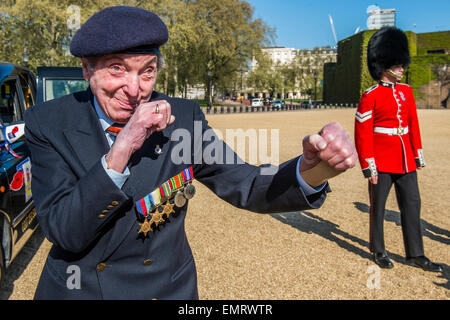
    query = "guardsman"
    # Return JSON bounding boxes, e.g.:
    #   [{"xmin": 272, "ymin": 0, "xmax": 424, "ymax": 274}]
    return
[
  {"xmin": 26, "ymin": 6, "xmax": 356, "ymax": 299},
  {"xmin": 355, "ymin": 27, "xmax": 443, "ymax": 272}
]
